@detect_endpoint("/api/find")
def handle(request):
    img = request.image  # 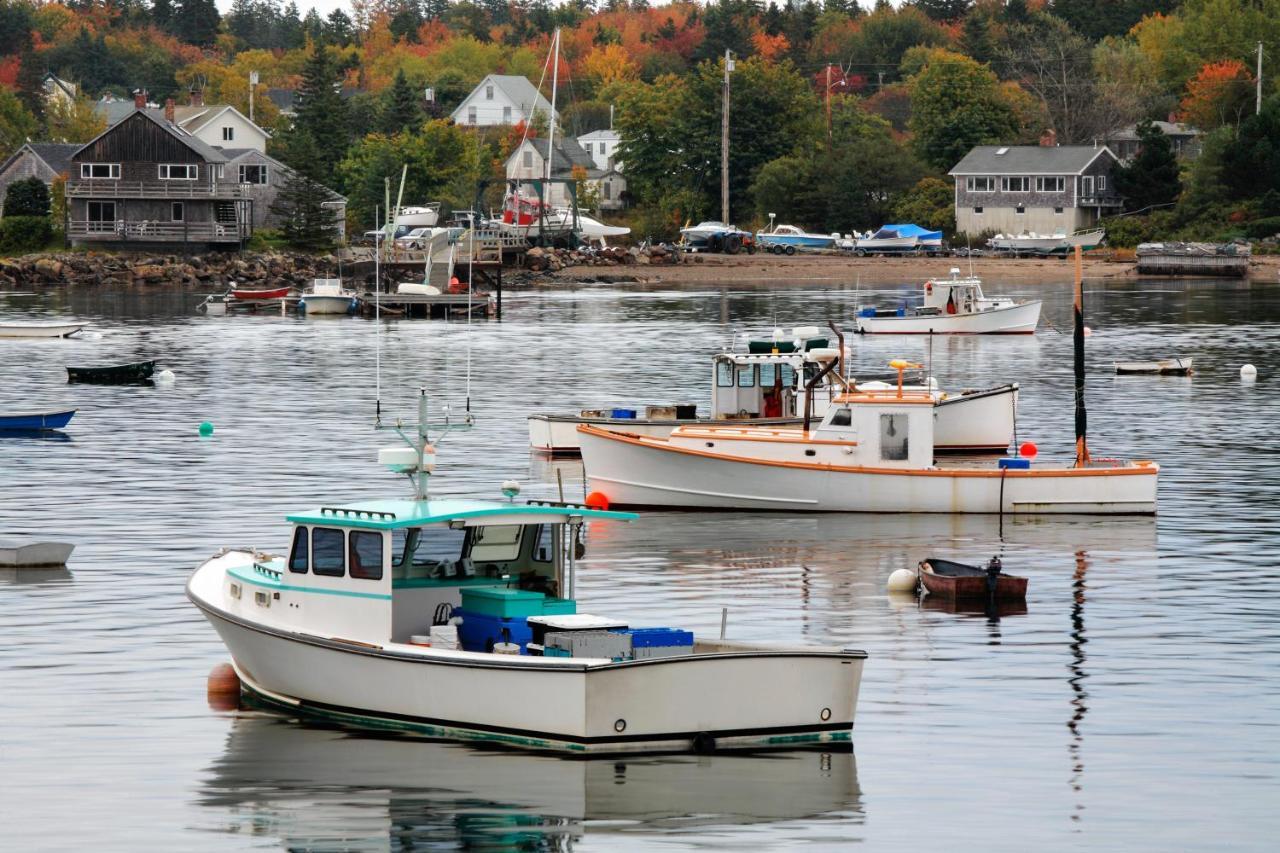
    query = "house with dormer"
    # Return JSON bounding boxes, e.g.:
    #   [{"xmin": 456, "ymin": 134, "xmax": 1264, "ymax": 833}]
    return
[{"xmin": 451, "ymin": 75, "xmax": 556, "ymax": 127}]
